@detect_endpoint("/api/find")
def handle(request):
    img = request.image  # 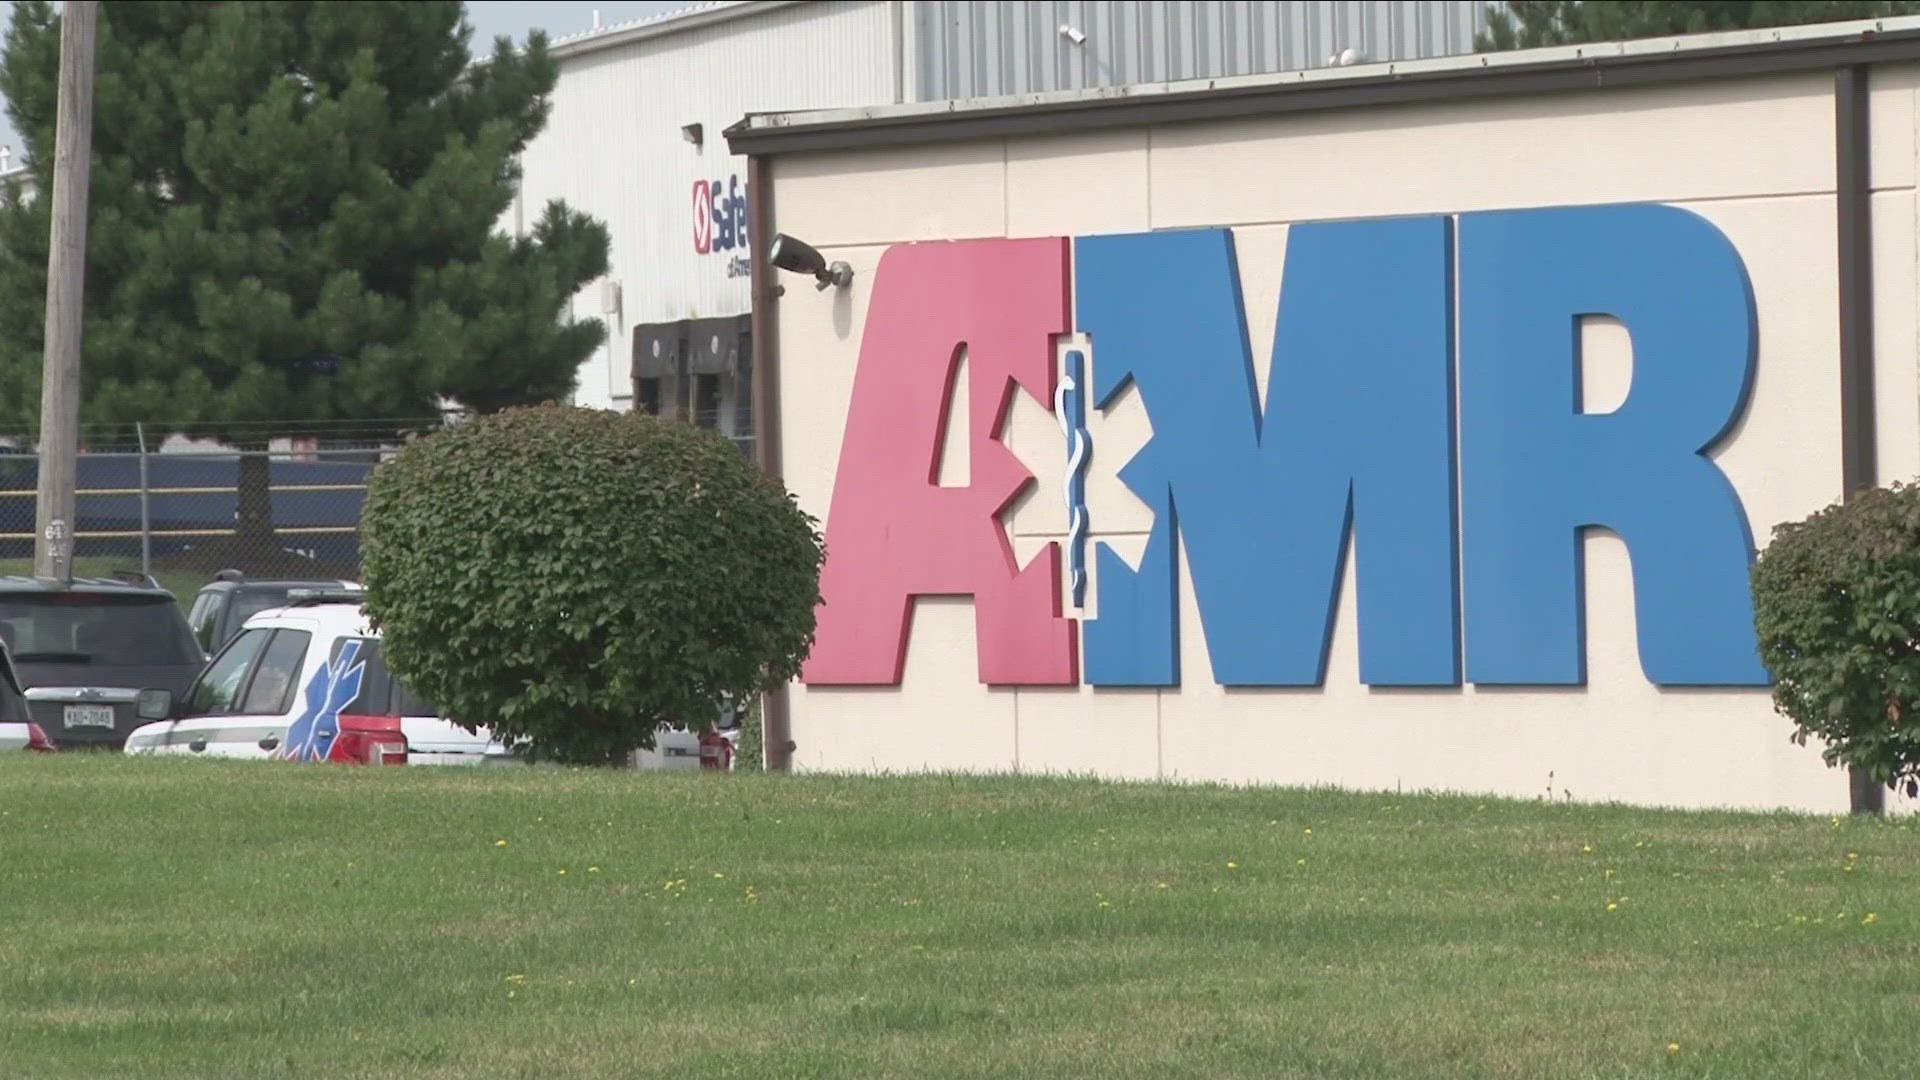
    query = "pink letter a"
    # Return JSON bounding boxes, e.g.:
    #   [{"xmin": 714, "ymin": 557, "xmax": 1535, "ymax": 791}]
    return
[{"xmin": 802, "ymin": 238, "xmax": 1078, "ymax": 686}]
